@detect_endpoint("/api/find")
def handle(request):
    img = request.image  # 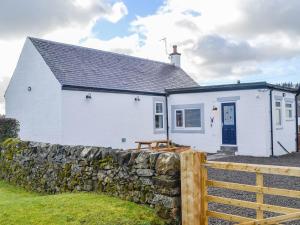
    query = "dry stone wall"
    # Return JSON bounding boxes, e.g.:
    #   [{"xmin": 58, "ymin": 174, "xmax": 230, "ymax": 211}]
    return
[{"xmin": 0, "ymin": 139, "xmax": 181, "ymax": 224}]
